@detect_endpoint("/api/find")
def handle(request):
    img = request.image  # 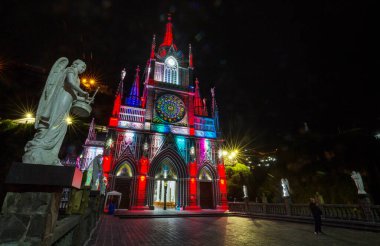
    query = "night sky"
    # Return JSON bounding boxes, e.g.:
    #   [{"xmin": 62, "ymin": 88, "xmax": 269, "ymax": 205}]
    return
[{"xmin": 0, "ymin": 1, "xmax": 375, "ymax": 150}]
